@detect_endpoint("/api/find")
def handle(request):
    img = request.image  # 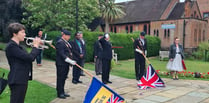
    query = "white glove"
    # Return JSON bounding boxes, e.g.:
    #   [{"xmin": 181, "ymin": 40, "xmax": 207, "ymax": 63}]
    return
[
  {"xmin": 135, "ymin": 49, "xmax": 143, "ymax": 54},
  {"xmin": 65, "ymin": 57, "xmax": 76, "ymax": 65}
]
